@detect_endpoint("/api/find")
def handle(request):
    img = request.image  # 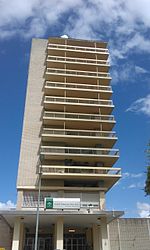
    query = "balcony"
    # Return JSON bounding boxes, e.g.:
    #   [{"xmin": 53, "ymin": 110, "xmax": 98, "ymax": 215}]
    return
[
  {"xmin": 43, "ymin": 111, "xmax": 116, "ymax": 130},
  {"xmin": 47, "ymin": 43, "xmax": 109, "ymax": 60},
  {"xmin": 44, "ymin": 81, "xmax": 113, "ymax": 99},
  {"xmin": 44, "ymin": 96, "xmax": 114, "ymax": 114},
  {"xmin": 46, "ymin": 55, "xmax": 110, "ymax": 72},
  {"xmin": 41, "ymin": 165, "xmax": 121, "ymax": 189},
  {"xmin": 40, "ymin": 146, "xmax": 119, "ymax": 165},
  {"xmin": 40, "ymin": 165, "xmax": 121, "ymax": 190},
  {"xmin": 41, "ymin": 128, "xmax": 117, "ymax": 147},
  {"xmin": 45, "ymin": 68, "xmax": 111, "ymax": 85},
  {"xmin": 41, "ymin": 165, "xmax": 121, "ymax": 180}
]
